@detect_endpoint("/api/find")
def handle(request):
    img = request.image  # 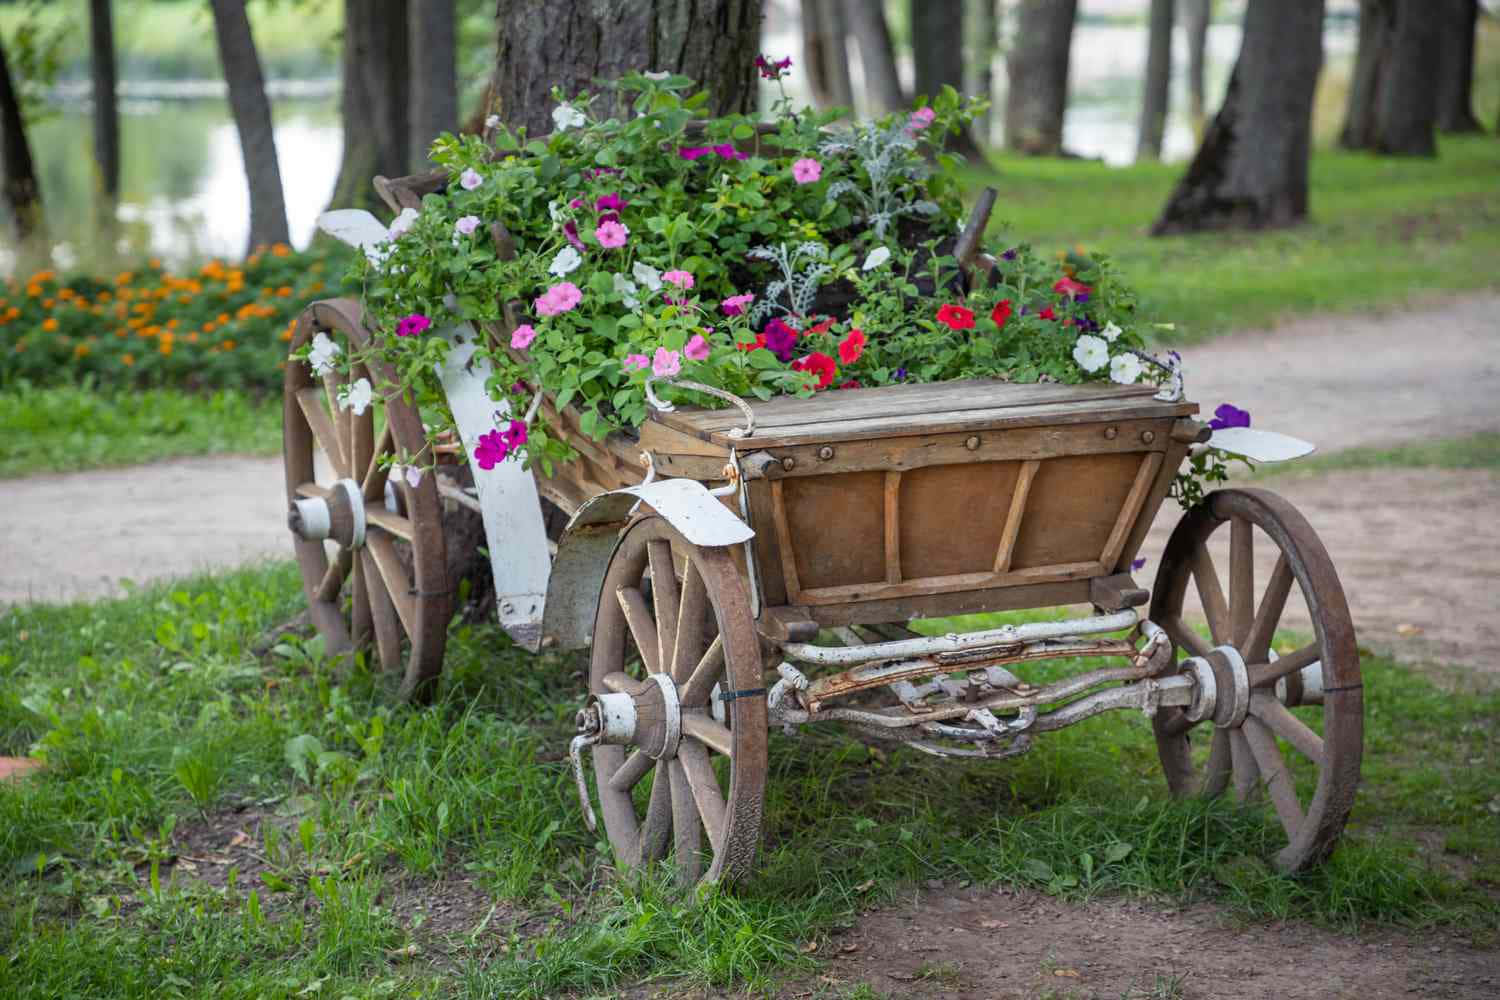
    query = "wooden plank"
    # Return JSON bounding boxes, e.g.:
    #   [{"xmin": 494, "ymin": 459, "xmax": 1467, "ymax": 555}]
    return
[
  {"xmin": 639, "ymin": 420, "xmax": 732, "ymax": 459},
  {"xmin": 993, "ymin": 459, "xmax": 1039, "ymax": 573},
  {"xmin": 1099, "ymin": 451, "xmax": 1163, "ymax": 570},
  {"xmin": 768, "ymin": 479, "xmax": 805, "ymax": 603},
  {"xmin": 883, "ymin": 471, "xmax": 902, "ymax": 584},
  {"xmin": 744, "ymin": 481, "xmax": 789, "ymax": 608},
  {"xmin": 1114, "ymin": 429, "xmax": 1193, "ymax": 571},
  {"xmin": 801, "ymin": 579, "xmax": 1093, "ymax": 627},
  {"xmin": 790, "ymin": 560, "xmax": 1104, "ymax": 606},
  {"xmin": 899, "ymin": 460, "xmax": 1021, "ymax": 580}
]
